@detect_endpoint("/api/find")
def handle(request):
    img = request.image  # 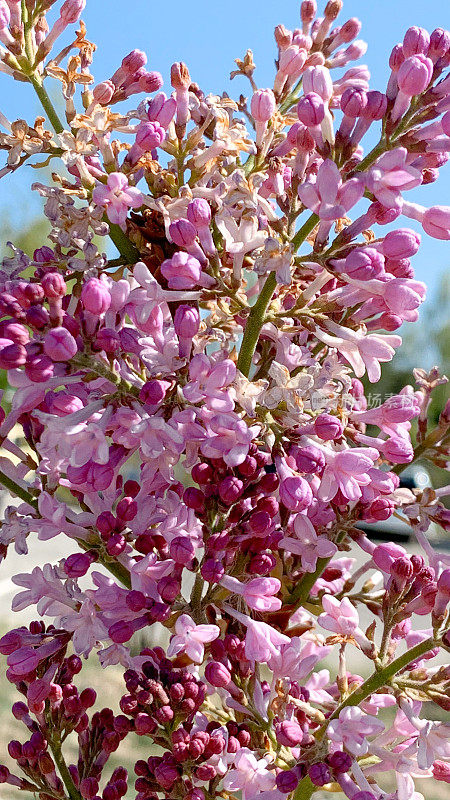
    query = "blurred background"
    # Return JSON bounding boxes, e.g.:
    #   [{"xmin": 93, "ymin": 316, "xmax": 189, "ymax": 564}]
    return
[{"xmin": 0, "ymin": 1, "xmax": 449, "ymax": 796}]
